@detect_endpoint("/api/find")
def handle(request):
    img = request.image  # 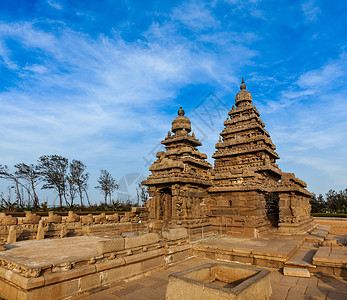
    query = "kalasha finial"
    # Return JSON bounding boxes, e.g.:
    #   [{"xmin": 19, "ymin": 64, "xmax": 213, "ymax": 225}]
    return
[
  {"xmin": 240, "ymin": 77, "xmax": 246, "ymax": 91},
  {"xmin": 178, "ymin": 107, "xmax": 185, "ymax": 116}
]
